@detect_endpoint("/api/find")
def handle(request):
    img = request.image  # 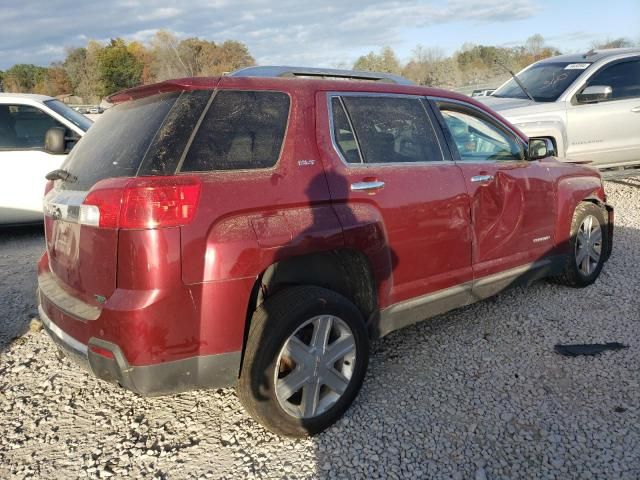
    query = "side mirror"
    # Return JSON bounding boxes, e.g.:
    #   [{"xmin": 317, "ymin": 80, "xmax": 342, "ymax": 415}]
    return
[
  {"xmin": 576, "ymin": 85, "xmax": 612, "ymax": 104},
  {"xmin": 528, "ymin": 138, "xmax": 556, "ymax": 160},
  {"xmin": 44, "ymin": 127, "xmax": 66, "ymax": 154}
]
